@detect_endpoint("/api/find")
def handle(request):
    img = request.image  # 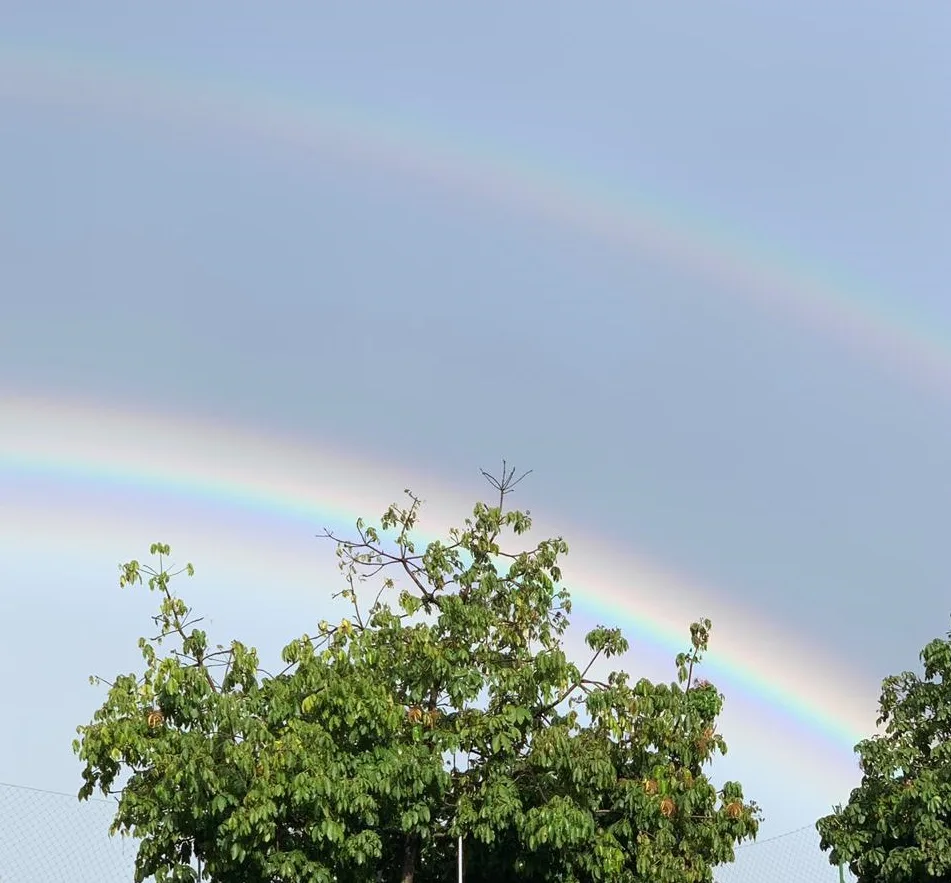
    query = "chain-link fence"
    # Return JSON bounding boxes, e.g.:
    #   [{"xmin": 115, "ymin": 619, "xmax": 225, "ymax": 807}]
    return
[
  {"xmin": 0, "ymin": 782, "xmax": 142, "ymax": 882},
  {"xmin": 1, "ymin": 781, "xmax": 850, "ymax": 882},
  {"xmin": 716, "ymin": 824, "xmax": 852, "ymax": 883}
]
